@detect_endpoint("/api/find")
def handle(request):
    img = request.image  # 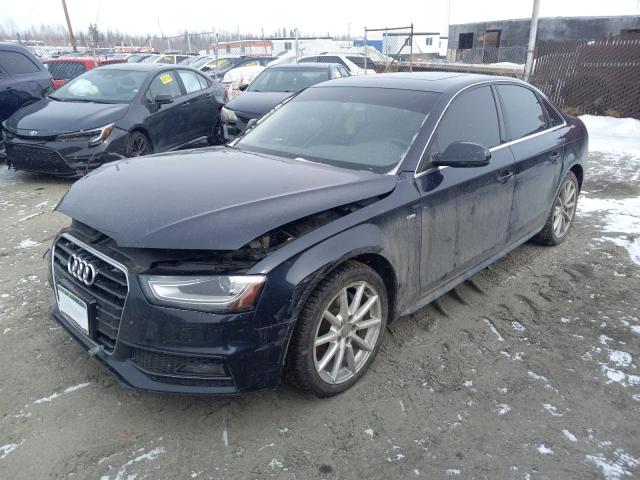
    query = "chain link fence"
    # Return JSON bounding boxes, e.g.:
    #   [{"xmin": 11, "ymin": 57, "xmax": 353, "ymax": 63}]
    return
[
  {"xmin": 530, "ymin": 38, "xmax": 640, "ymax": 119},
  {"xmin": 457, "ymin": 46, "xmax": 526, "ymax": 64}
]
